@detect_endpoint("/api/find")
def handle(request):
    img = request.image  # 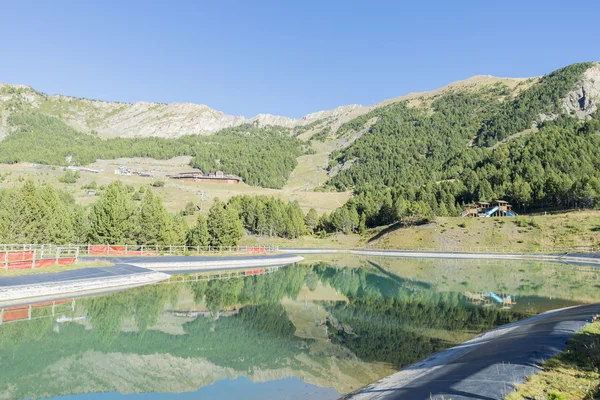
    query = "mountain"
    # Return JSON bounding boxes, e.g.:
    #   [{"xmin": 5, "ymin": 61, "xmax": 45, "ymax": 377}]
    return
[
  {"xmin": 1, "ymin": 62, "xmax": 599, "ymax": 205},
  {"xmin": 0, "ymin": 82, "xmax": 362, "ymax": 139},
  {"xmin": 317, "ymin": 62, "xmax": 600, "ymax": 232},
  {"xmin": 0, "ymin": 74, "xmax": 530, "ymax": 140}
]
